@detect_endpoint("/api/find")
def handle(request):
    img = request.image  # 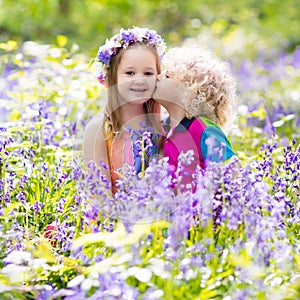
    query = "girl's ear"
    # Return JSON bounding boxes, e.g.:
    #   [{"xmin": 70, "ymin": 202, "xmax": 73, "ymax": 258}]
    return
[{"xmin": 98, "ymin": 78, "xmax": 108, "ymax": 87}]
